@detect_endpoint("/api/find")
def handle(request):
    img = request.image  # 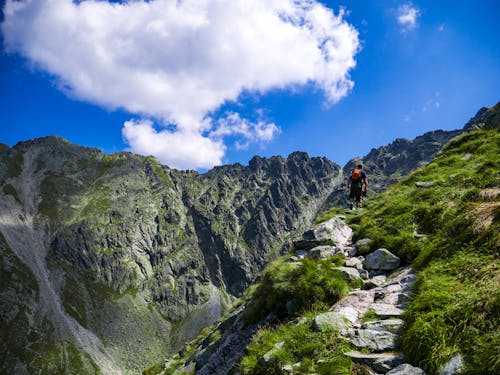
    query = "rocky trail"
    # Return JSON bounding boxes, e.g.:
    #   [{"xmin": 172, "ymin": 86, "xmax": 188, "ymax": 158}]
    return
[
  {"xmin": 290, "ymin": 216, "xmax": 424, "ymax": 374},
  {"xmin": 177, "ymin": 216, "xmax": 428, "ymax": 374}
]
